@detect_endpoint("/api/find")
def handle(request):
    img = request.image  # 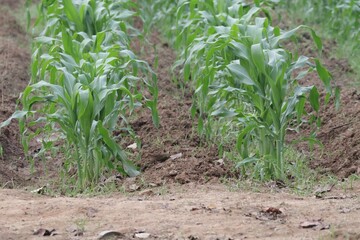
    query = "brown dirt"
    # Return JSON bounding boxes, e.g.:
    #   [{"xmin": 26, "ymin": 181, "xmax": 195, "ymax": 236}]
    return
[
  {"xmin": 1, "ymin": 183, "xmax": 359, "ymax": 240},
  {"xmin": 285, "ymin": 32, "xmax": 360, "ymax": 179},
  {"xmin": 1, "ymin": 0, "xmax": 22, "ymax": 8},
  {"xmin": 0, "ymin": 1, "xmax": 31, "ymax": 187},
  {"xmin": 127, "ymin": 32, "xmax": 233, "ymax": 186}
]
